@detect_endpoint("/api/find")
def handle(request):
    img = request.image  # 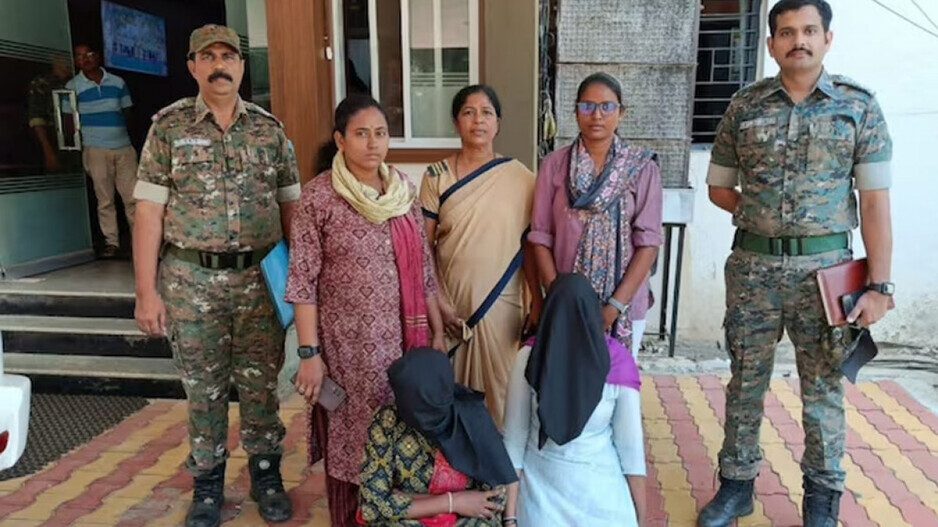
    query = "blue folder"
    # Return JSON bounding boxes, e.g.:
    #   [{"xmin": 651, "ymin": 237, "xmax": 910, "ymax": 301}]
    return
[{"xmin": 260, "ymin": 239, "xmax": 294, "ymax": 328}]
